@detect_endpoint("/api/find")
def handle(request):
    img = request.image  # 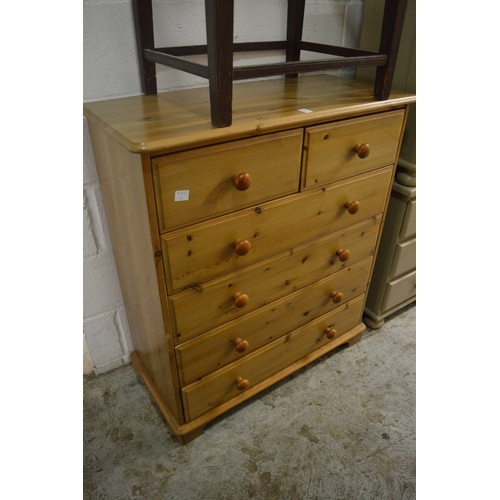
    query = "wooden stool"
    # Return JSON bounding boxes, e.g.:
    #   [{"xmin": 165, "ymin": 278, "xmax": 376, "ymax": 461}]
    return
[{"xmin": 132, "ymin": 0, "xmax": 408, "ymax": 128}]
